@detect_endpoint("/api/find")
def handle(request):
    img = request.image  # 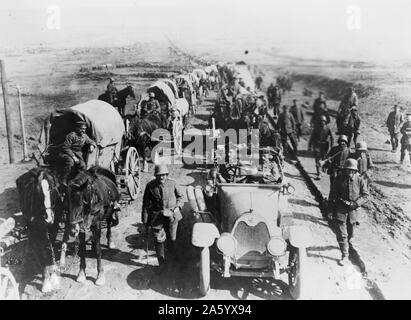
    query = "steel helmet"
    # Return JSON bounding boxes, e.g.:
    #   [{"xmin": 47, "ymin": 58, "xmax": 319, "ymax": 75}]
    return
[
  {"xmin": 320, "ymin": 115, "xmax": 327, "ymax": 122},
  {"xmin": 149, "ymin": 92, "xmax": 155, "ymax": 98},
  {"xmin": 344, "ymin": 159, "xmax": 358, "ymax": 171},
  {"xmin": 356, "ymin": 141, "xmax": 367, "ymax": 151},
  {"xmin": 338, "ymin": 135, "xmax": 348, "ymax": 143},
  {"xmin": 154, "ymin": 164, "xmax": 169, "ymax": 176}
]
